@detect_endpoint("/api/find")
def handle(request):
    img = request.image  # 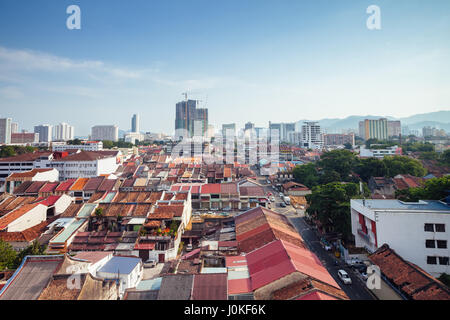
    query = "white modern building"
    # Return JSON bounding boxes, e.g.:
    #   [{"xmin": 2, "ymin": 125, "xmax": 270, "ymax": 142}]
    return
[
  {"xmin": 91, "ymin": 125, "xmax": 119, "ymax": 142},
  {"xmin": 350, "ymin": 199, "xmax": 450, "ymax": 277},
  {"xmin": 0, "ymin": 152, "xmax": 54, "ymax": 191},
  {"xmin": 124, "ymin": 132, "xmax": 144, "ymax": 144},
  {"xmin": 96, "ymin": 256, "xmax": 143, "ymax": 297},
  {"xmin": 359, "ymin": 145, "xmax": 402, "ymax": 158},
  {"xmin": 49, "ymin": 151, "xmax": 121, "ymax": 180},
  {"xmin": 53, "ymin": 123, "xmax": 75, "ymax": 141},
  {"xmin": 34, "ymin": 124, "xmax": 53, "ymax": 143},
  {"xmin": 53, "ymin": 141, "xmax": 103, "ymax": 152},
  {"xmin": 0, "ymin": 118, "xmax": 12, "ymax": 144},
  {"xmin": 301, "ymin": 122, "xmax": 323, "ymax": 149},
  {"xmin": 11, "ymin": 122, "xmax": 18, "ymax": 134}
]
